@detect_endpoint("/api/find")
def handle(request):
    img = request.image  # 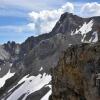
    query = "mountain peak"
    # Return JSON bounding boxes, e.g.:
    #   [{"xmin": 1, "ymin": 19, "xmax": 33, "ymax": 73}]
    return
[
  {"xmin": 60, "ymin": 12, "xmax": 82, "ymax": 21},
  {"xmin": 52, "ymin": 12, "xmax": 84, "ymax": 34}
]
